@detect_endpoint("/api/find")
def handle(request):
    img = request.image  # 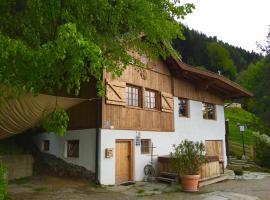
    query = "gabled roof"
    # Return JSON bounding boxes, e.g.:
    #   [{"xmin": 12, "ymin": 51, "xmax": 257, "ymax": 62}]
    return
[{"xmin": 165, "ymin": 57, "xmax": 253, "ymax": 99}]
